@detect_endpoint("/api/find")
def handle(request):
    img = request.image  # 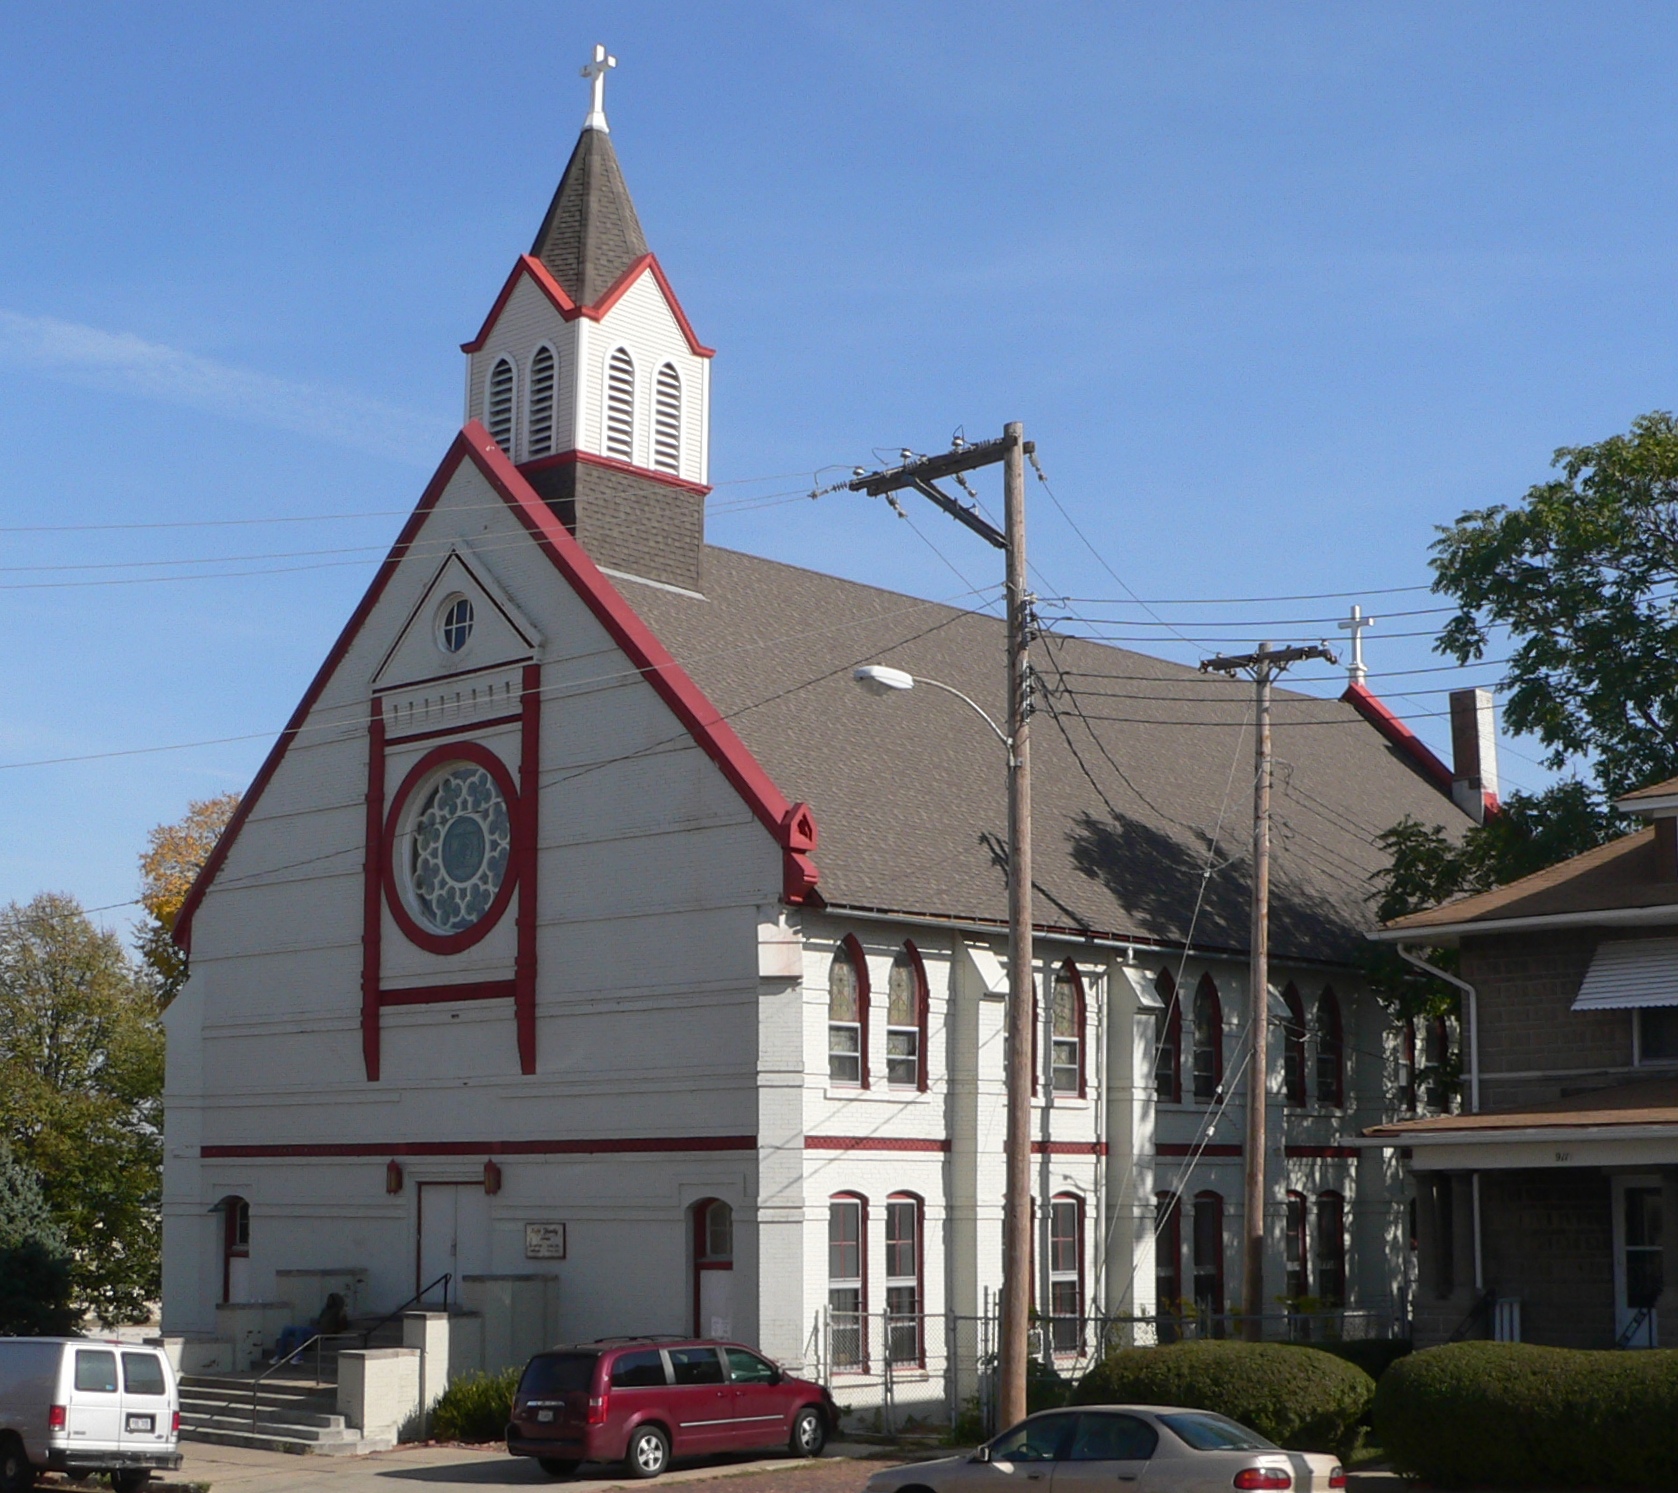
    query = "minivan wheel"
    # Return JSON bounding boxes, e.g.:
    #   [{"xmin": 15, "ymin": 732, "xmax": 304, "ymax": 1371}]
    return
[
  {"xmin": 625, "ymin": 1425, "xmax": 670, "ymax": 1479},
  {"xmin": 110, "ymin": 1472, "xmax": 151, "ymax": 1493},
  {"xmin": 789, "ymin": 1407, "xmax": 826, "ymax": 1458},
  {"xmin": 538, "ymin": 1458, "xmax": 581, "ymax": 1479},
  {"xmin": 0, "ymin": 1438, "xmax": 34, "ymax": 1493}
]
